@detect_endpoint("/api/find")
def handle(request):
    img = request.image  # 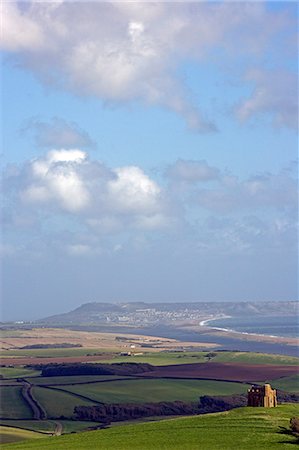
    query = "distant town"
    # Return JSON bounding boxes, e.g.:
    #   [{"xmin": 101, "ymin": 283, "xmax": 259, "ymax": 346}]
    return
[{"xmin": 37, "ymin": 300, "xmax": 298, "ymax": 327}]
